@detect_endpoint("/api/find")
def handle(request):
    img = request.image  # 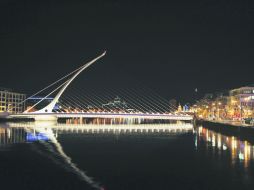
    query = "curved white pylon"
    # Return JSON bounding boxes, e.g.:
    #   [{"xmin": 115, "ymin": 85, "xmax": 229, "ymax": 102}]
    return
[{"xmin": 34, "ymin": 51, "xmax": 106, "ymax": 113}]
